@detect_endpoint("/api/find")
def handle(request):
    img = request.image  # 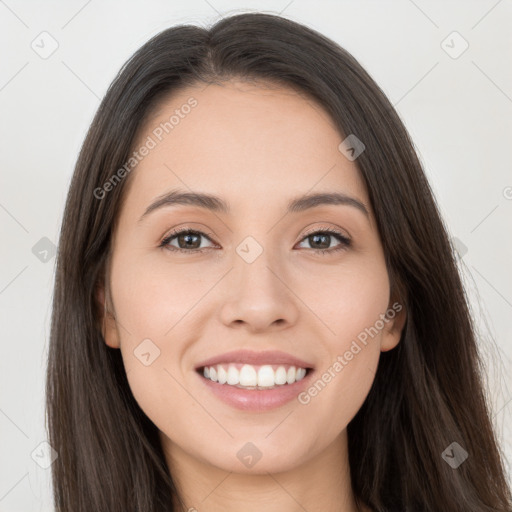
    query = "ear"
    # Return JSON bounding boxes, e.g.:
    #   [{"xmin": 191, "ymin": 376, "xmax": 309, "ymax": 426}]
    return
[
  {"xmin": 96, "ymin": 283, "xmax": 120, "ymax": 349},
  {"xmin": 380, "ymin": 299, "xmax": 407, "ymax": 353}
]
